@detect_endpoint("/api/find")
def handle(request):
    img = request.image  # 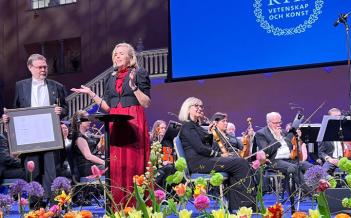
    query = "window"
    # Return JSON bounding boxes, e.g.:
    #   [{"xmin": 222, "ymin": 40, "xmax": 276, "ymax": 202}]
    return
[
  {"xmin": 31, "ymin": 0, "xmax": 77, "ymax": 9},
  {"xmin": 24, "ymin": 37, "xmax": 81, "ymax": 75}
]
